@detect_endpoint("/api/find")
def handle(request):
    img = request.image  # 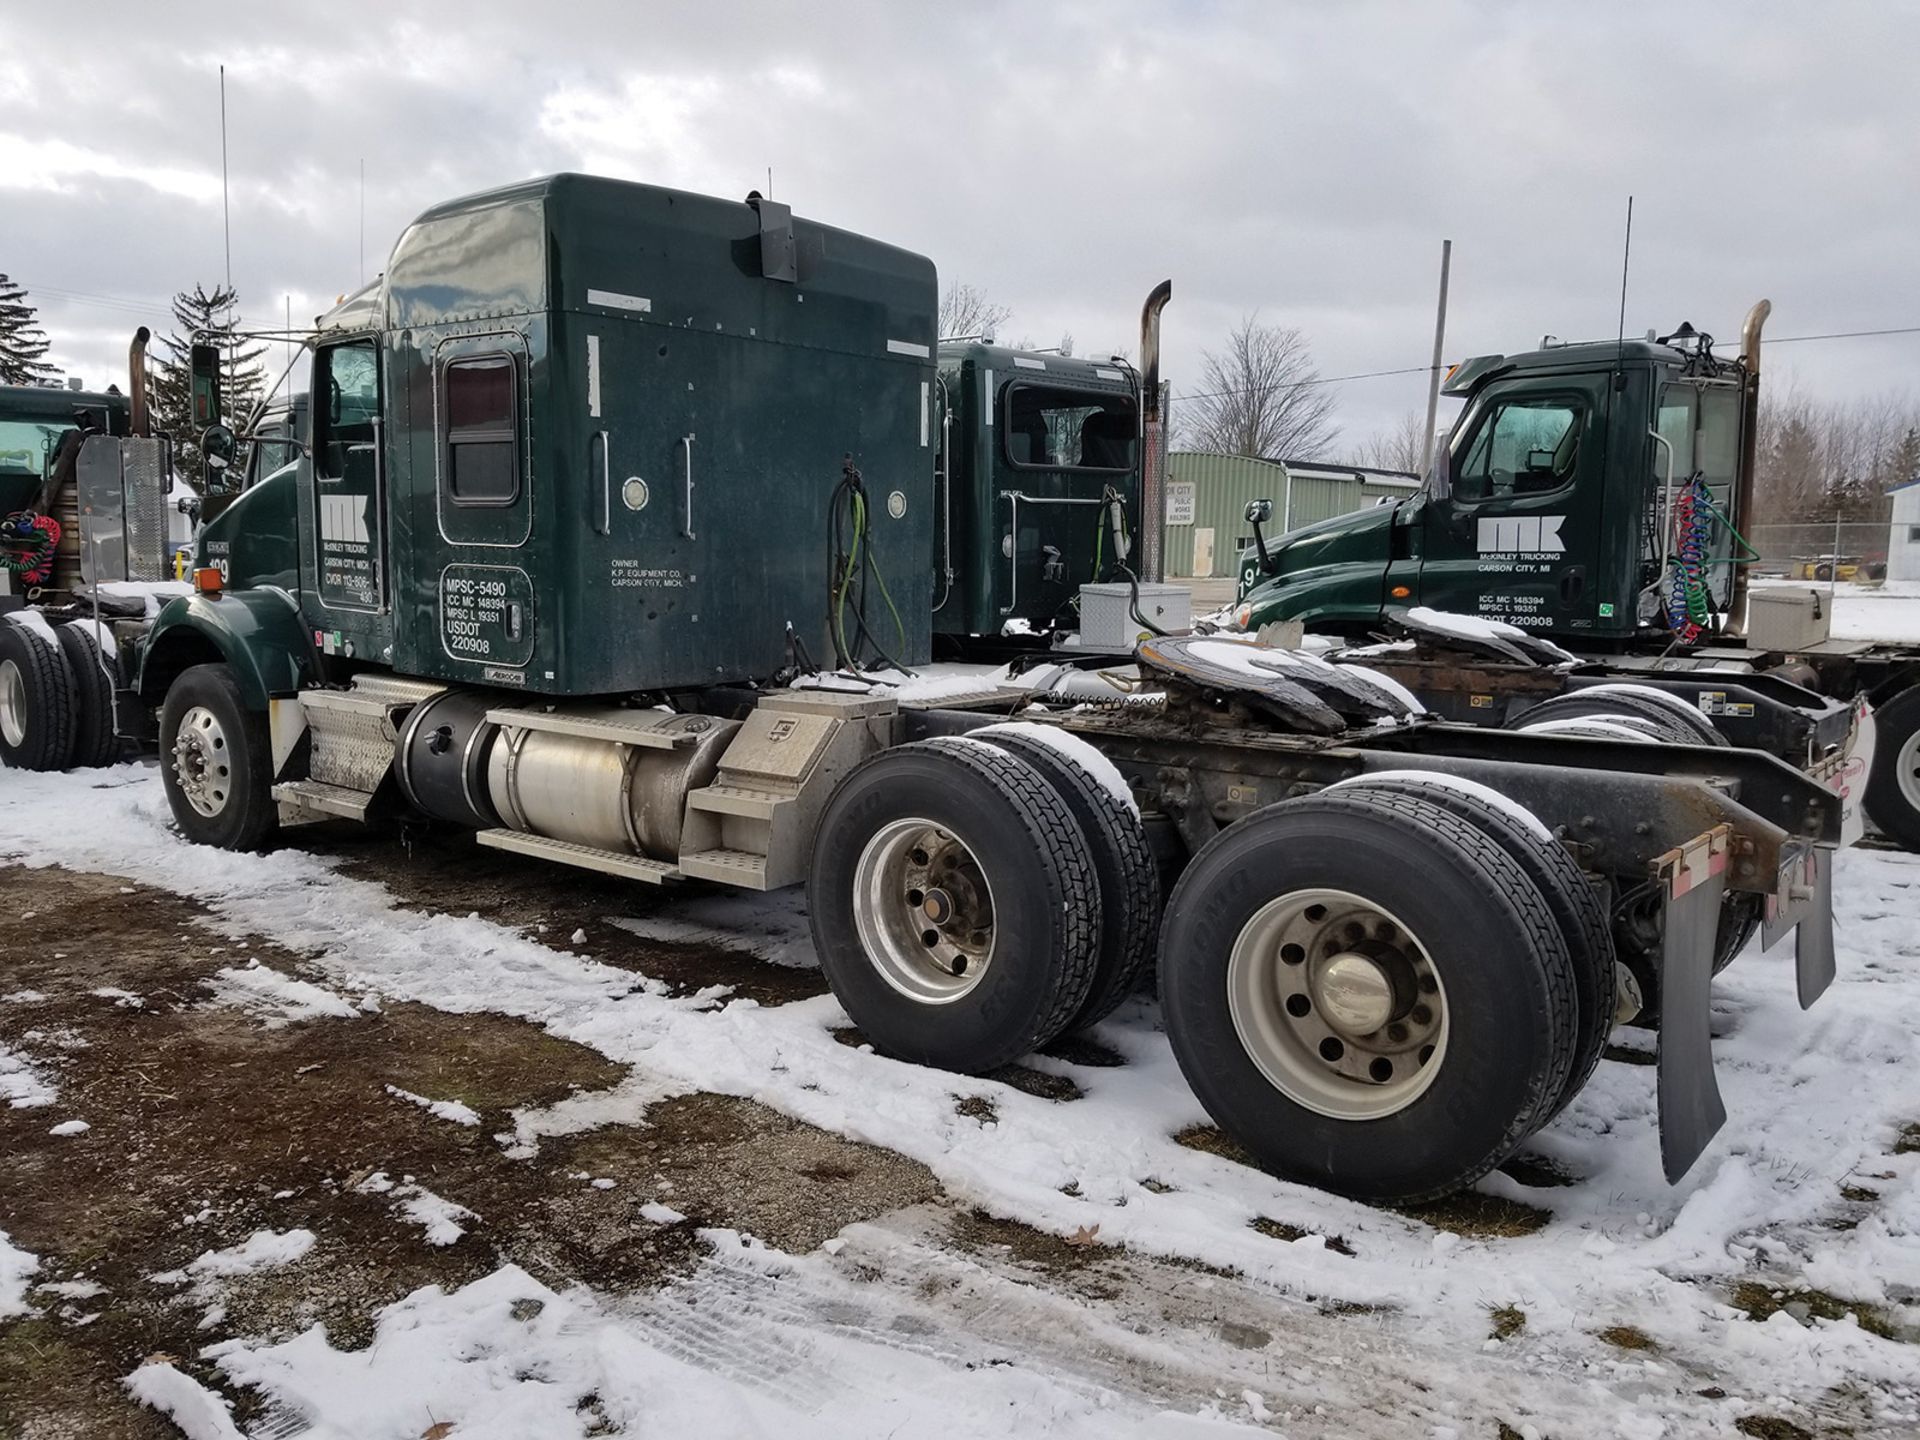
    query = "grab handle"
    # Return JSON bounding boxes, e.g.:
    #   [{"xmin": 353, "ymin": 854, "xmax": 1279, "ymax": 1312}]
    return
[
  {"xmin": 680, "ymin": 433, "xmax": 696, "ymax": 540},
  {"xmin": 591, "ymin": 430, "xmax": 611, "ymax": 535}
]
